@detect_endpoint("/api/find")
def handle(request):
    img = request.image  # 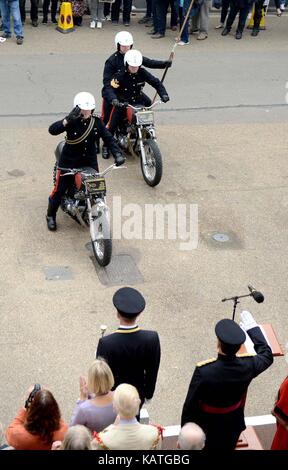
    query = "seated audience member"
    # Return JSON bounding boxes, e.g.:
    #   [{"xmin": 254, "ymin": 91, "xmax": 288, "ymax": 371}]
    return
[
  {"xmin": 93, "ymin": 384, "xmax": 163, "ymax": 450},
  {"xmin": 52, "ymin": 425, "xmax": 93, "ymax": 450},
  {"xmin": 70, "ymin": 359, "xmax": 117, "ymax": 433},
  {"xmin": 6, "ymin": 386, "xmax": 68, "ymax": 450},
  {"xmin": 177, "ymin": 422, "xmax": 206, "ymax": 450},
  {"xmin": 271, "ymin": 343, "xmax": 288, "ymax": 450}
]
